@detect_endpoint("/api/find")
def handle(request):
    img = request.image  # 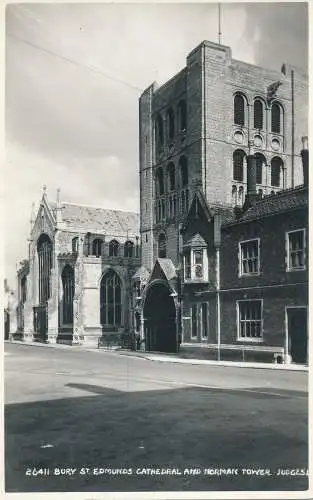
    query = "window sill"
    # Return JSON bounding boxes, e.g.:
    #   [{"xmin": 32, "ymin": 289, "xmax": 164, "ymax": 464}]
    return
[
  {"xmin": 286, "ymin": 267, "xmax": 306, "ymax": 272},
  {"xmin": 236, "ymin": 338, "xmax": 264, "ymax": 343},
  {"xmin": 239, "ymin": 272, "xmax": 260, "ymax": 278}
]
